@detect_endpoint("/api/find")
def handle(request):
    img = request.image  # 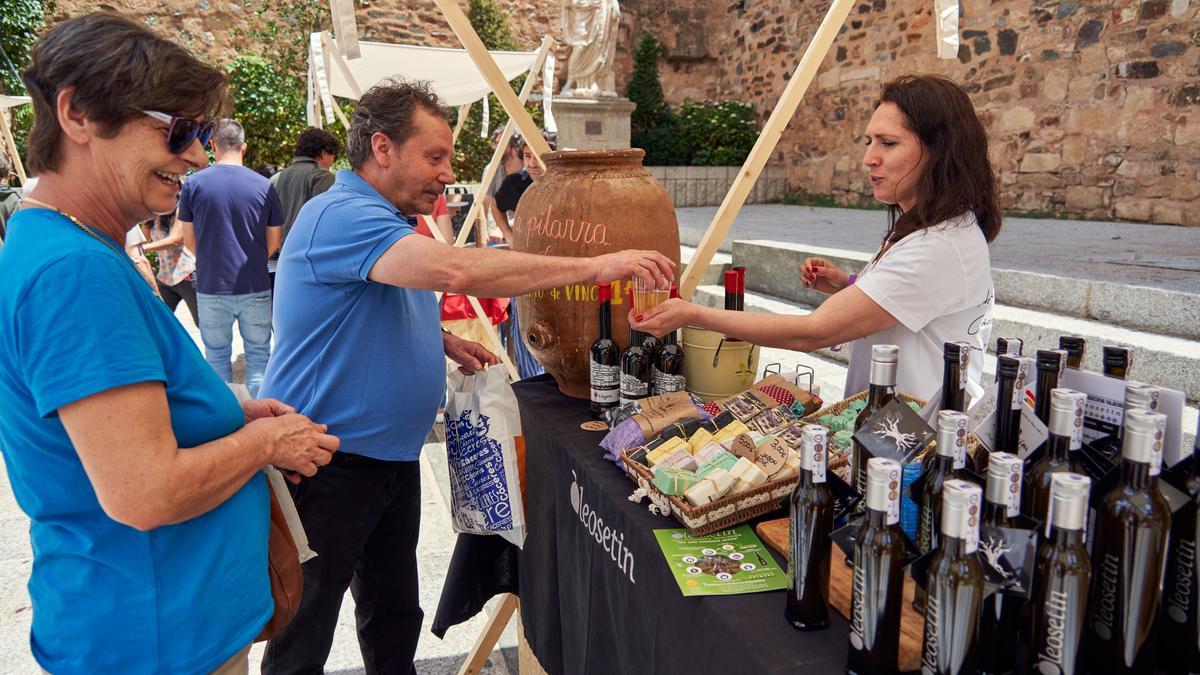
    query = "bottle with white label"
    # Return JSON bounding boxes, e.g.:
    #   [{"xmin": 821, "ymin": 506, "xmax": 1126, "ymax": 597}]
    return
[
  {"xmin": 996, "ymin": 336, "xmax": 1023, "ymax": 358},
  {"xmin": 589, "ymin": 282, "xmax": 620, "ymax": 417},
  {"xmin": 1025, "ymin": 389, "xmax": 1087, "ymax": 520},
  {"xmin": 618, "ymin": 329, "xmax": 650, "ymax": 406},
  {"xmin": 913, "ymin": 411, "xmax": 969, "ymax": 614},
  {"xmin": 991, "ymin": 355, "xmax": 1023, "ymax": 462},
  {"xmin": 786, "ymin": 425, "xmax": 833, "ymax": 631},
  {"xmin": 1157, "ymin": 416, "xmax": 1200, "ymax": 674},
  {"xmin": 650, "ymin": 285, "xmax": 685, "ymax": 395},
  {"xmin": 1033, "ymin": 349, "xmax": 1067, "ymax": 426},
  {"xmin": 1085, "ymin": 410, "xmax": 1171, "ymax": 674},
  {"xmin": 920, "ymin": 479, "xmax": 984, "ymax": 675},
  {"xmin": 1058, "ymin": 335, "xmax": 1086, "ymax": 370},
  {"xmin": 1030, "ymin": 472, "xmax": 1092, "ymax": 675},
  {"xmin": 847, "ymin": 457, "xmax": 905, "ymax": 675},
  {"xmin": 975, "ymin": 452, "xmax": 1024, "ymax": 675}
]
